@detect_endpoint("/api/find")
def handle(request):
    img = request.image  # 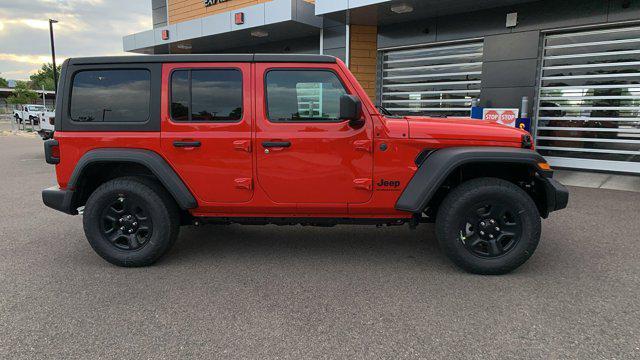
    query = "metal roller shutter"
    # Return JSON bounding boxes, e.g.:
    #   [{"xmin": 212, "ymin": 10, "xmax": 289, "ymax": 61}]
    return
[
  {"xmin": 535, "ymin": 26, "xmax": 640, "ymax": 173},
  {"xmin": 380, "ymin": 41, "xmax": 483, "ymax": 117}
]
